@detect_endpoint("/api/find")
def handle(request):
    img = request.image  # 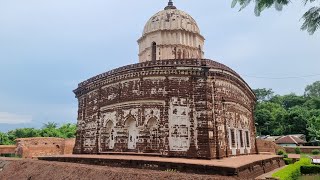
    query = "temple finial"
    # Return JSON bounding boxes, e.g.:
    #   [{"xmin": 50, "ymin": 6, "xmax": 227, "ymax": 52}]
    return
[{"xmin": 165, "ymin": 0, "xmax": 177, "ymax": 10}]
